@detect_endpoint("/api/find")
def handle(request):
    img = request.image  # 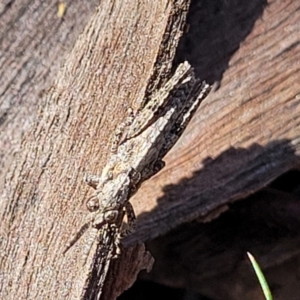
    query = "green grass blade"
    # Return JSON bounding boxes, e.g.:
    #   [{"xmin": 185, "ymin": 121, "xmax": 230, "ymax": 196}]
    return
[{"xmin": 247, "ymin": 252, "xmax": 273, "ymax": 300}]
